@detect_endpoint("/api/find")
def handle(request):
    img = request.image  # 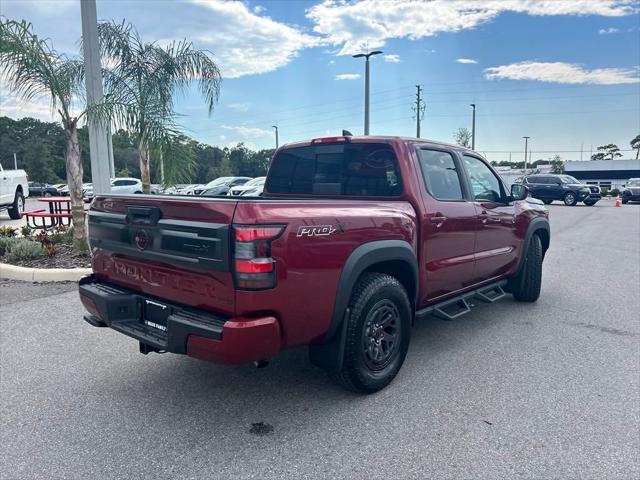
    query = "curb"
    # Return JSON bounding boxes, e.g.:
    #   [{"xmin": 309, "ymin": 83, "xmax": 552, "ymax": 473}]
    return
[{"xmin": 0, "ymin": 262, "xmax": 91, "ymax": 282}]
